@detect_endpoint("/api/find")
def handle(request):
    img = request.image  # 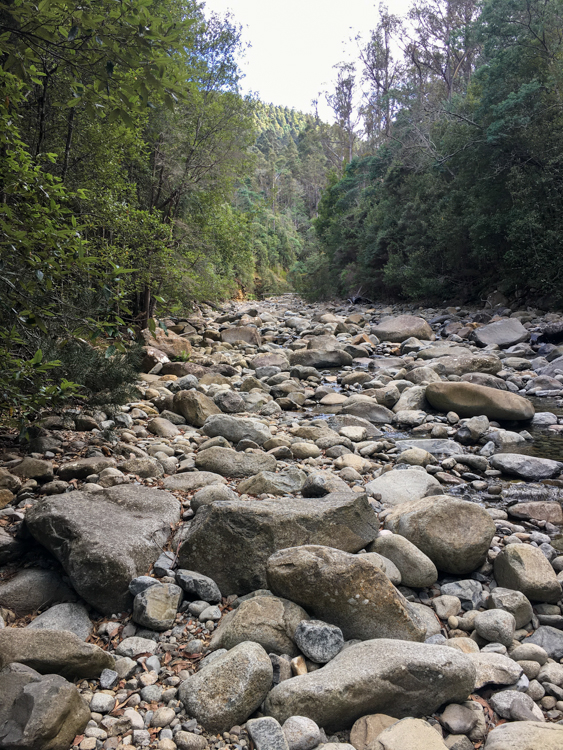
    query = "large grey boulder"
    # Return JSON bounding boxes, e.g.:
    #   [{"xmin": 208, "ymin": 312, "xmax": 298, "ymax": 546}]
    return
[
  {"xmin": 365, "ymin": 469, "xmax": 442, "ymax": 507},
  {"xmin": 266, "ymin": 546, "xmax": 426, "ymax": 642},
  {"xmin": 473, "ymin": 318, "xmax": 530, "ymax": 348},
  {"xmin": 195, "ymin": 447, "xmax": 276, "ymax": 477},
  {"xmin": 484, "ymin": 722, "xmax": 563, "ymax": 750},
  {"xmin": 209, "ymin": 596, "xmax": 308, "ymax": 656},
  {"xmin": 202, "ymin": 415, "xmax": 271, "ymax": 445},
  {"xmin": 0, "ymin": 663, "xmax": 91, "ymax": 750},
  {"xmin": 177, "ymin": 493, "xmax": 378, "ymax": 595},
  {"xmin": 384, "ymin": 496, "xmax": 495, "ymax": 575},
  {"xmin": 490, "ymin": 454, "xmax": 562, "ymax": 481},
  {"xmin": 0, "ymin": 569, "xmax": 77, "ymax": 616},
  {"xmin": 371, "ymin": 316, "xmax": 433, "ymax": 343},
  {"xmin": 426, "ymin": 382, "xmax": 534, "ymax": 421},
  {"xmin": 263, "ymin": 639, "xmax": 475, "ymax": 731},
  {"xmin": 494, "ymin": 544, "xmax": 561, "ymax": 603},
  {"xmin": 26, "ymin": 485, "xmax": 181, "ymax": 614},
  {"xmin": 179, "ymin": 641, "xmax": 272, "ymax": 733},
  {"xmin": 0, "ymin": 629, "xmax": 113, "ymax": 679},
  {"xmin": 26, "ymin": 603, "xmax": 92, "ymax": 640}
]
